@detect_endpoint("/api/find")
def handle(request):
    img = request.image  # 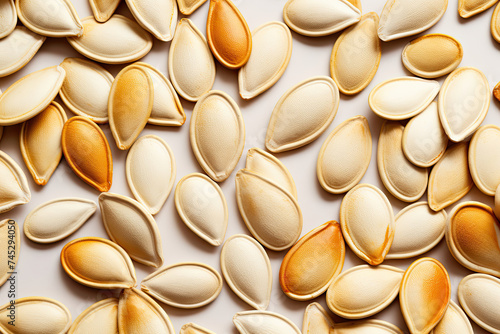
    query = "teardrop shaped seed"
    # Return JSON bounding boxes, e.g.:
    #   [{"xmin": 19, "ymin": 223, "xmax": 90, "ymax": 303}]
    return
[
  {"xmin": 108, "ymin": 64, "xmax": 153, "ymax": 150},
  {"xmin": 302, "ymin": 303, "xmax": 335, "ymax": 334},
  {"xmin": 20, "ymin": 101, "xmax": 67, "ymax": 186},
  {"xmin": 0, "ymin": 151, "xmax": 31, "ymax": 213},
  {"xmin": 0, "ymin": 220, "xmax": 20, "ymax": 287},
  {"xmin": 68, "ymin": 298, "xmax": 118, "ymax": 334},
  {"xmin": 125, "ymin": 0, "xmax": 178, "ymax": 41},
  {"xmin": 99, "ymin": 192, "xmax": 164, "ymax": 268},
  {"xmin": 89, "ymin": 0, "xmax": 121, "ymax": 22},
  {"xmin": 206, "ymin": 0, "xmax": 252, "ymax": 69},
  {"xmin": 16, "ymin": 0, "xmax": 83, "ymax": 37},
  {"xmin": 61, "ymin": 116, "xmax": 113, "ymax": 192},
  {"xmin": 177, "ymin": 0, "xmax": 207, "ymax": 15},
  {"xmin": 0, "ymin": 0, "xmax": 16, "ymax": 39},
  {"xmin": 61, "ymin": 237, "xmax": 137, "ymax": 289},
  {"xmin": 459, "ymin": 0, "xmax": 498, "ymax": 18},
  {"xmin": 468, "ymin": 125, "xmax": 500, "ymax": 196},
  {"xmin": 233, "ymin": 311, "xmax": 301, "ymax": 334},
  {"xmin": 0, "ymin": 26, "xmax": 45, "ymax": 78}
]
